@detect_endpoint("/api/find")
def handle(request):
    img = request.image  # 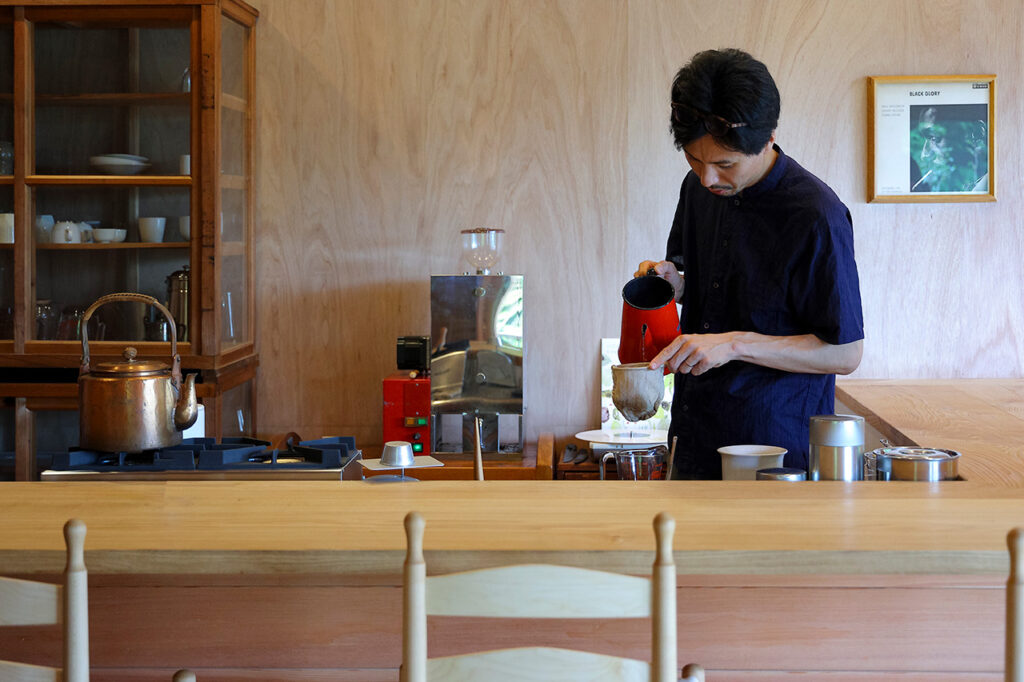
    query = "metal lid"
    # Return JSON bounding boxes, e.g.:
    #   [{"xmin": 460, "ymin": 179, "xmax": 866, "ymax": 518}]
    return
[
  {"xmin": 809, "ymin": 414, "xmax": 865, "ymax": 447},
  {"xmin": 90, "ymin": 346, "xmax": 168, "ymax": 377},
  {"xmin": 756, "ymin": 467, "xmax": 807, "ymax": 481},
  {"xmin": 868, "ymin": 446, "xmax": 961, "ymax": 462}
]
